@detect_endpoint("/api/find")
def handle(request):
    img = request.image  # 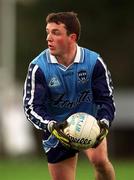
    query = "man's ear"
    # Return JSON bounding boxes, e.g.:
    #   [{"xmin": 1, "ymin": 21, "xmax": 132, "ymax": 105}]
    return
[{"xmin": 70, "ymin": 33, "xmax": 77, "ymax": 42}]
